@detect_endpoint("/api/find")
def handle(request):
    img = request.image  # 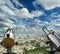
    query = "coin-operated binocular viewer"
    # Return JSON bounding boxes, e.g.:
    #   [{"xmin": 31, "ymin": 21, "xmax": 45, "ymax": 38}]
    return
[
  {"xmin": 0, "ymin": 29, "xmax": 18, "ymax": 54},
  {"xmin": 42, "ymin": 27, "xmax": 60, "ymax": 54}
]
